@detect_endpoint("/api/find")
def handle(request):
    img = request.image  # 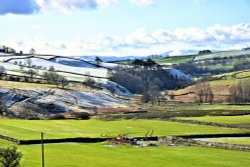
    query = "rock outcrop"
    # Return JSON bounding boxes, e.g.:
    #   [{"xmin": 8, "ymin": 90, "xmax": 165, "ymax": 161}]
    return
[{"xmin": 0, "ymin": 88, "xmax": 126, "ymax": 119}]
